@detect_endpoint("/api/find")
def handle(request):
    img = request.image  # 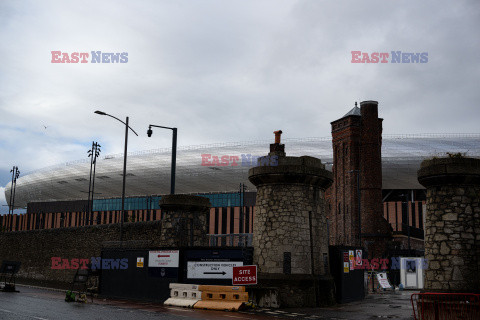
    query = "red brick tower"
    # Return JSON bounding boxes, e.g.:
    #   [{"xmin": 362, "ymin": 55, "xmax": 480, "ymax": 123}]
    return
[
  {"xmin": 329, "ymin": 100, "xmax": 390, "ymax": 258},
  {"xmin": 330, "ymin": 103, "xmax": 361, "ymax": 246}
]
